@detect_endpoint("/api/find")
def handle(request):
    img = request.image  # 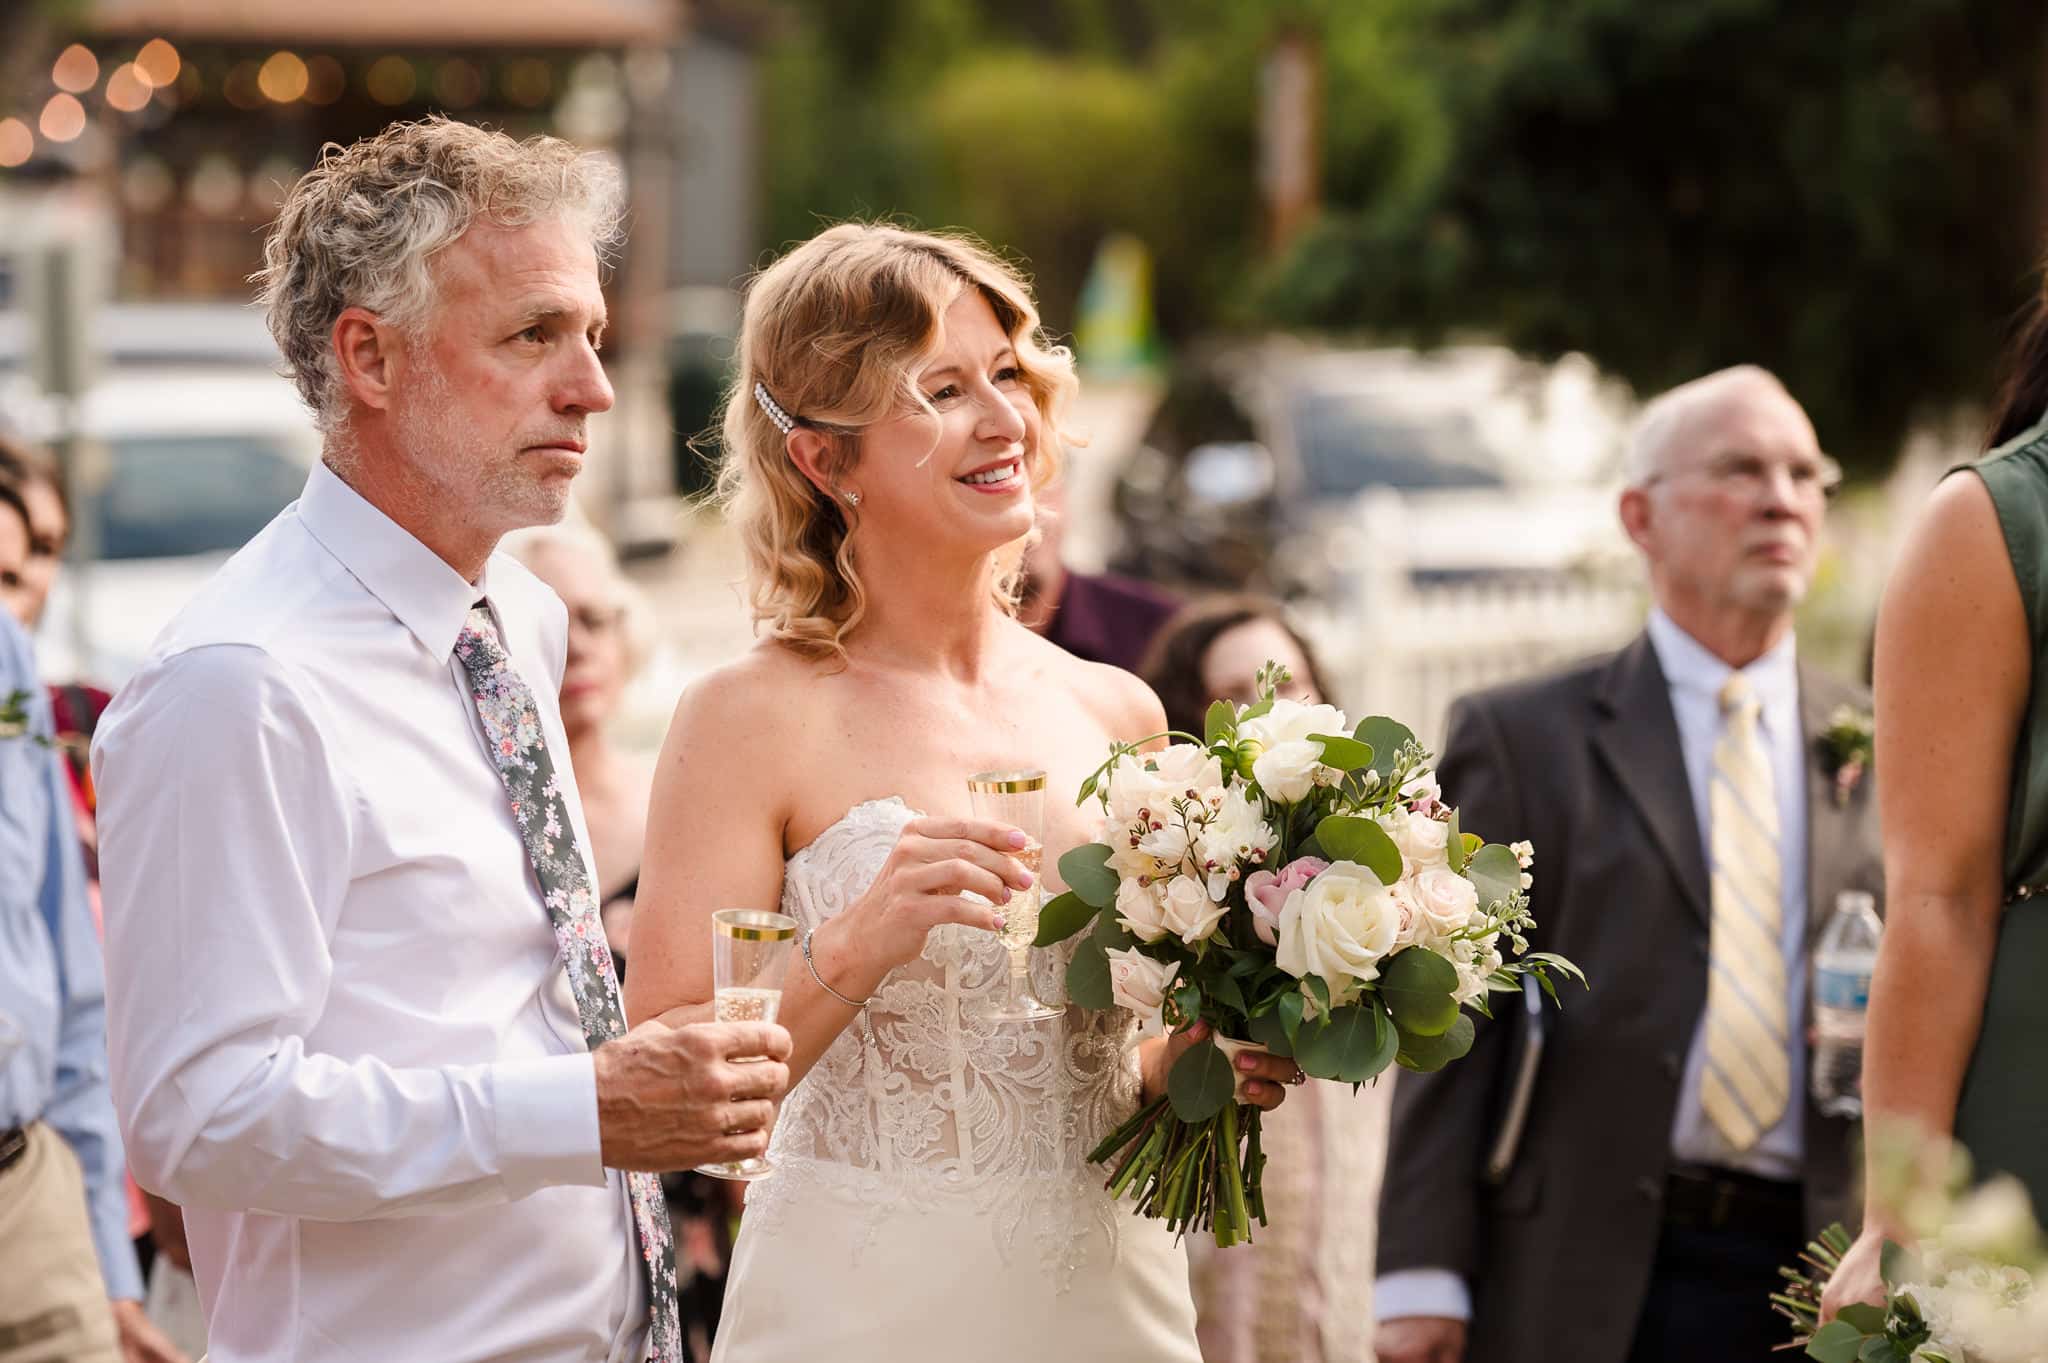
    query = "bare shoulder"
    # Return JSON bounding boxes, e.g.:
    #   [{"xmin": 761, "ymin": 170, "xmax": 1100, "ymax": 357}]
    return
[
  {"xmin": 660, "ymin": 641, "xmax": 828, "ymax": 784},
  {"xmin": 1887, "ymin": 472, "xmax": 2020, "ymax": 619},
  {"xmin": 1020, "ymin": 624, "xmax": 1167, "ymax": 744}
]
